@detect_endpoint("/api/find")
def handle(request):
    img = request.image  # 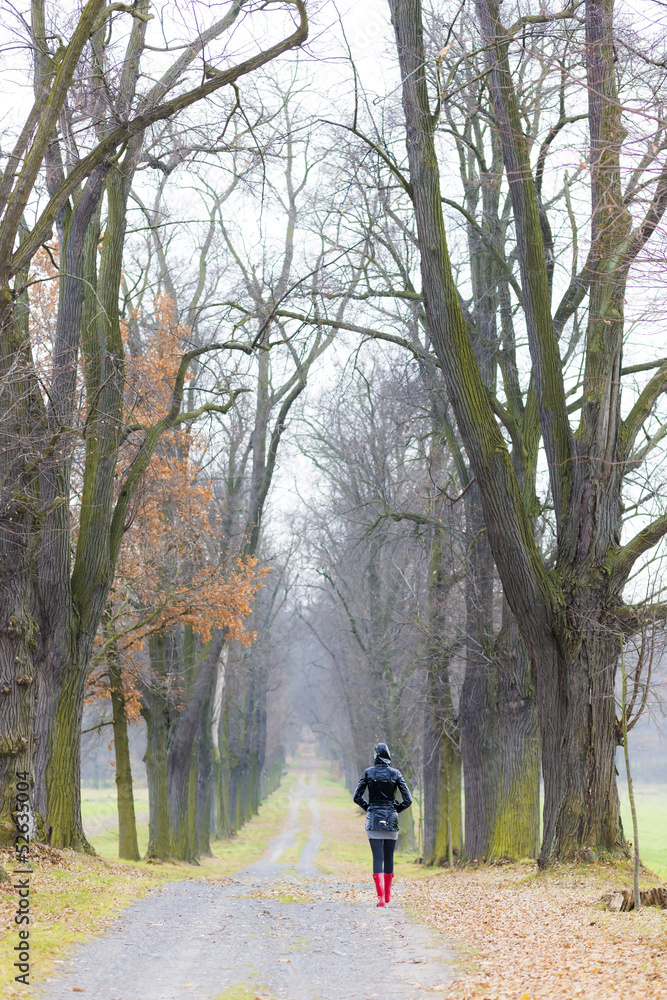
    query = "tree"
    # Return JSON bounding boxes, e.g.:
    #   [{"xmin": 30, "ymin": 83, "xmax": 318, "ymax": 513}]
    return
[
  {"xmin": 388, "ymin": 0, "xmax": 667, "ymax": 862},
  {"xmin": 275, "ymin": 68, "xmax": 542, "ymax": 859}
]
